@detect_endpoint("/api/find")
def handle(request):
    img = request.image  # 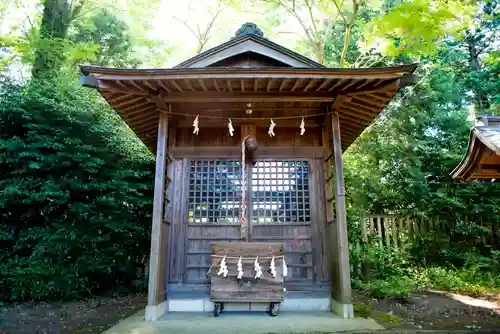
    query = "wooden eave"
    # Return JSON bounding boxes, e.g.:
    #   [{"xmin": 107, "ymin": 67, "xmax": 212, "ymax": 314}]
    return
[
  {"xmin": 452, "ymin": 127, "xmax": 500, "ymax": 180},
  {"xmin": 80, "ymin": 64, "xmax": 418, "ymax": 152}
]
